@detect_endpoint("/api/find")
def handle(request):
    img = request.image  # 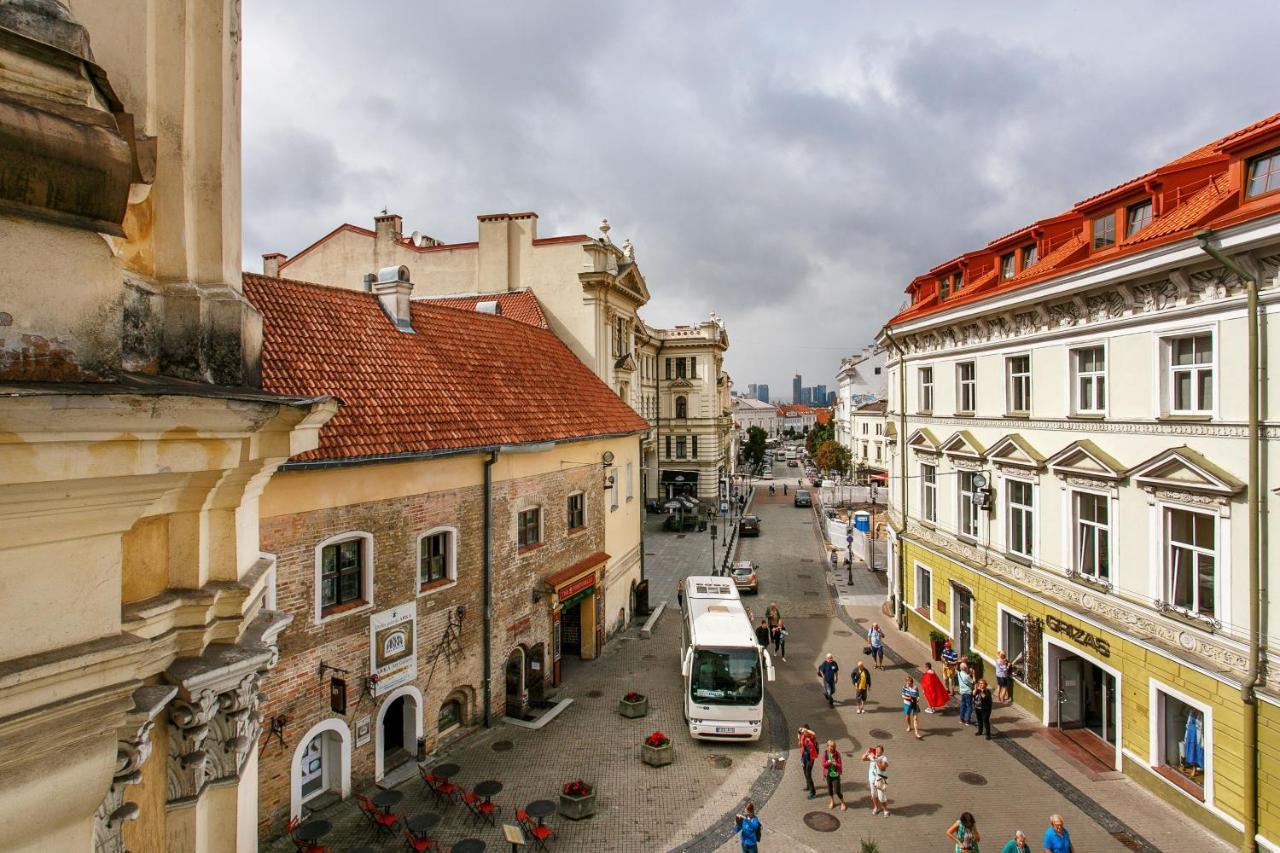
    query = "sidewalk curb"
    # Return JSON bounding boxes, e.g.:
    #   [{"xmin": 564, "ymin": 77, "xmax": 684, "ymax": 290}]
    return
[{"xmin": 641, "ymin": 601, "xmax": 666, "ymax": 638}]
